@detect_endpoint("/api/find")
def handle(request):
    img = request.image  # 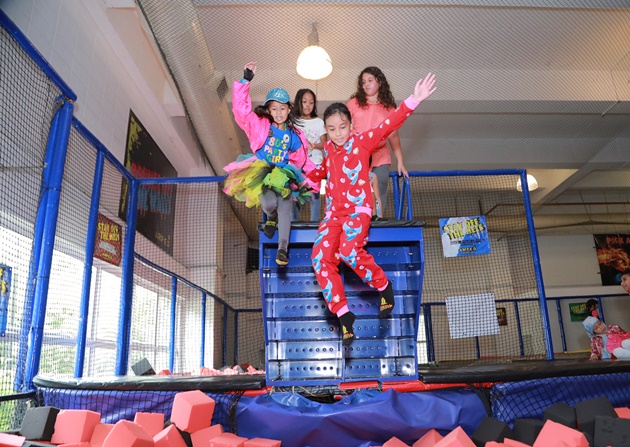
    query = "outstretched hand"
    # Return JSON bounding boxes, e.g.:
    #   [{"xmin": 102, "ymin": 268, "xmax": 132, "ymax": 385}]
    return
[
  {"xmin": 412, "ymin": 72, "xmax": 436, "ymax": 103},
  {"xmin": 243, "ymin": 61, "xmax": 257, "ymax": 81}
]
